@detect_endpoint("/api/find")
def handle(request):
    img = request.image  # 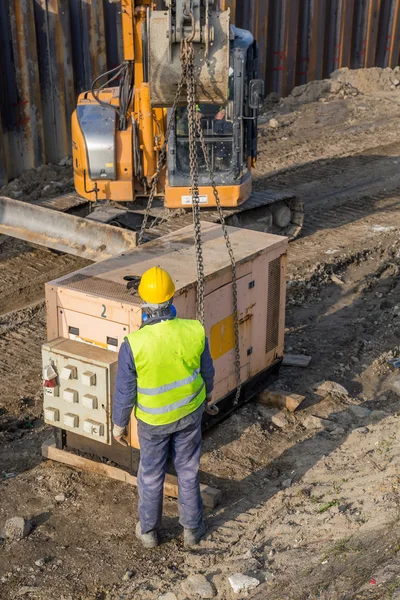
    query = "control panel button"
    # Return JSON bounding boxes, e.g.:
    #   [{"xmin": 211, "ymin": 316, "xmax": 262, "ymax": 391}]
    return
[
  {"xmin": 44, "ymin": 407, "xmax": 60, "ymax": 422},
  {"xmin": 83, "ymin": 419, "xmax": 104, "ymax": 437},
  {"xmin": 82, "ymin": 371, "xmax": 96, "ymax": 386},
  {"xmin": 82, "ymin": 394, "xmax": 98, "ymax": 410},
  {"xmin": 44, "ymin": 385, "xmax": 59, "ymax": 397},
  {"xmin": 60, "ymin": 365, "xmax": 77, "ymax": 380},
  {"xmin": 63, "ymin": 388, "xmax": 78, "ymax": 403},
  {"xmin": 64, "ymin": 413, "xmax": 79, "ymax": 428}
]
